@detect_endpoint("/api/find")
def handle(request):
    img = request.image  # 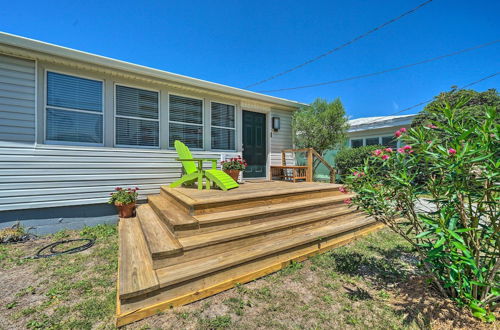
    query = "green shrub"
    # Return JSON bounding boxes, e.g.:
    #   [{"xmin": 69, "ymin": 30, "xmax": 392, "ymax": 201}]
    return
[
  {"xmin": 335, "ymin": 145, "xmax": 383, "ymax": 181},
  {"xmin": 344, "ymin": 102, "xmax": 499, "ymax": 322}
]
